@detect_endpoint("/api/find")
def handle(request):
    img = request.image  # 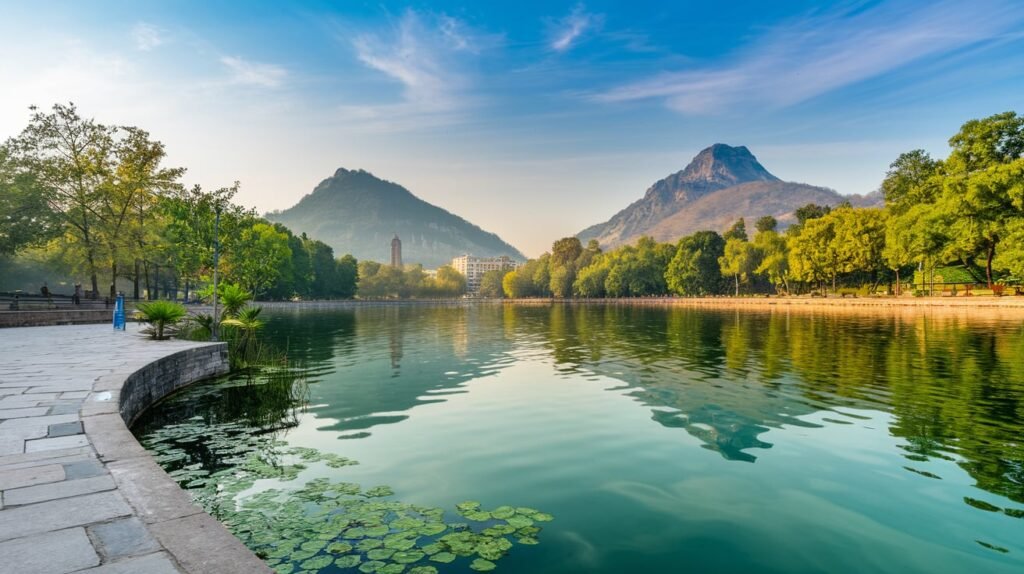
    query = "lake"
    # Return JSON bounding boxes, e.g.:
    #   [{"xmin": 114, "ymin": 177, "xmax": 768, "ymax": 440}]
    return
[{"xmin": 134, "ymin": 303, "xmax": 1024, "ymax": 574}]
